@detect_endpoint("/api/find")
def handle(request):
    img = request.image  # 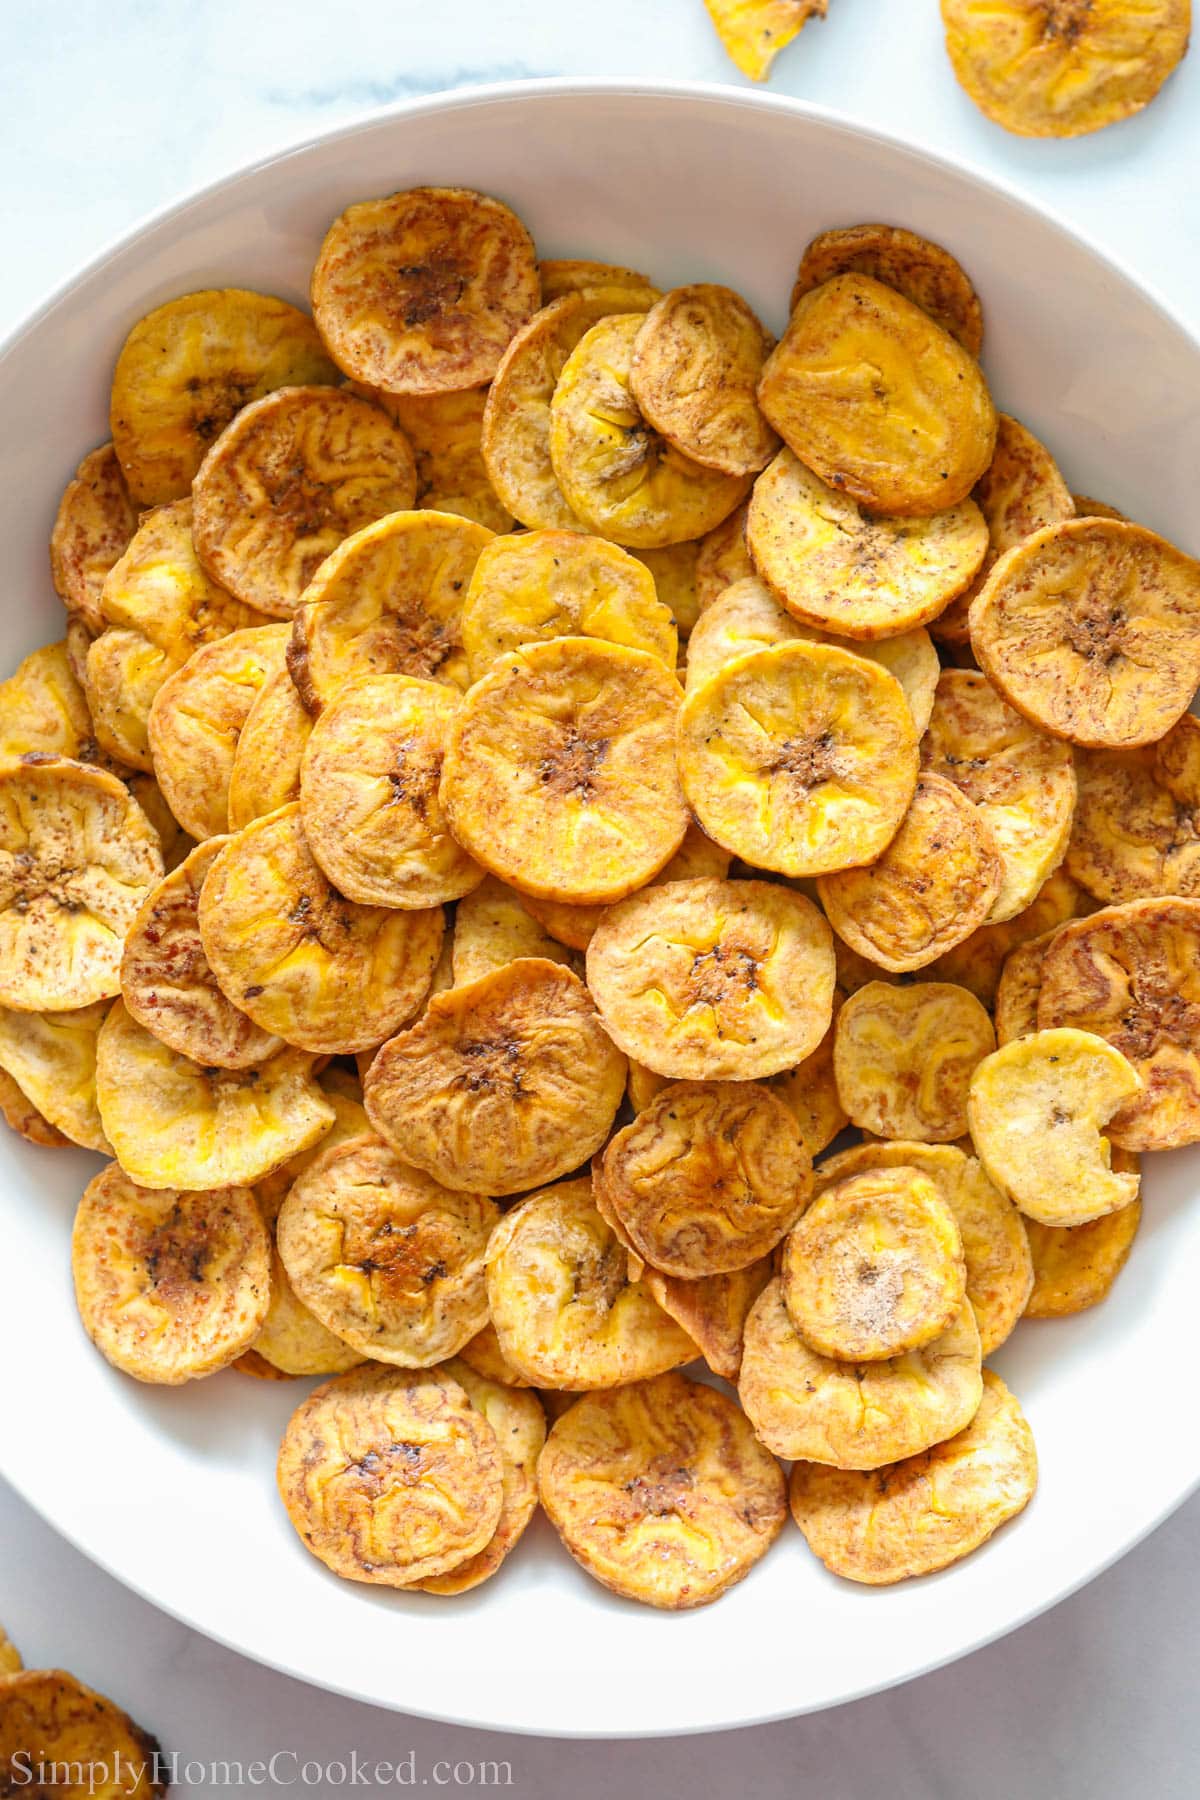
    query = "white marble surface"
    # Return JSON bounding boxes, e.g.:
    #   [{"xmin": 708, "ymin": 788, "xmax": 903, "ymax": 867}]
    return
[{"xmin": 2, "ymin": 1, "xmax": 1199, "ymax": 1792}]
